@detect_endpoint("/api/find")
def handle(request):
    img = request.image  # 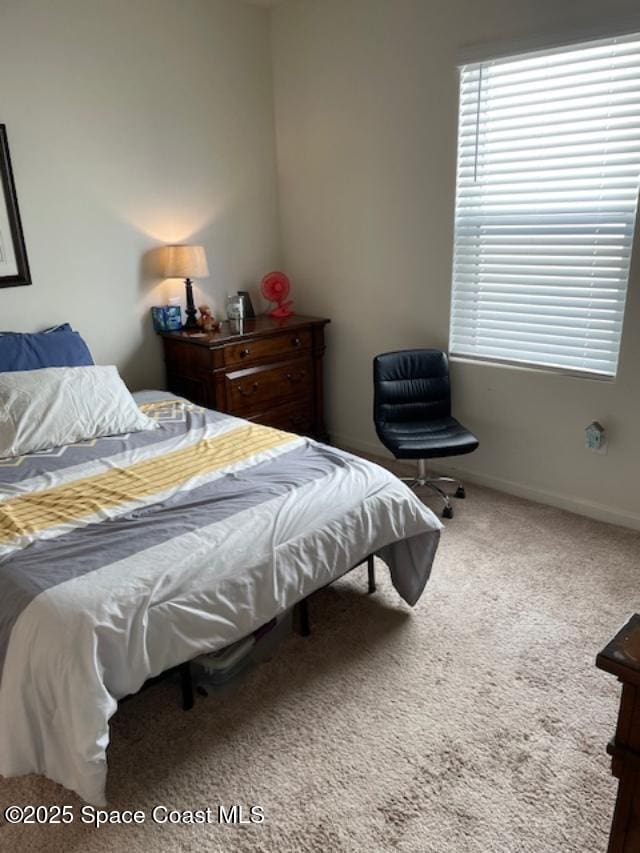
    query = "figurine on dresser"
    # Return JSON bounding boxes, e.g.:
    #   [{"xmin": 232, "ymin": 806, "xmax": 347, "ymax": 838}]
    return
[{"xmin": 197, "ymin": 305, "xmax": 219, "ymax": 332}]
